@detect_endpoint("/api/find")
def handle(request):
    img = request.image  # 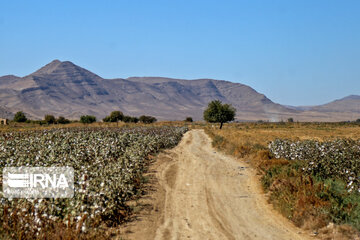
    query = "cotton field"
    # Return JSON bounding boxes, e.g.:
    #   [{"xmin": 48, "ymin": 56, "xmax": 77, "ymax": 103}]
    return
[
  {"xmin": 269, "ymin": 138, "xmax": 360, "ymax": 192},
  {"xmin": 0, "ymin": 126, "xmax": 187, "ymax": 238}
]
